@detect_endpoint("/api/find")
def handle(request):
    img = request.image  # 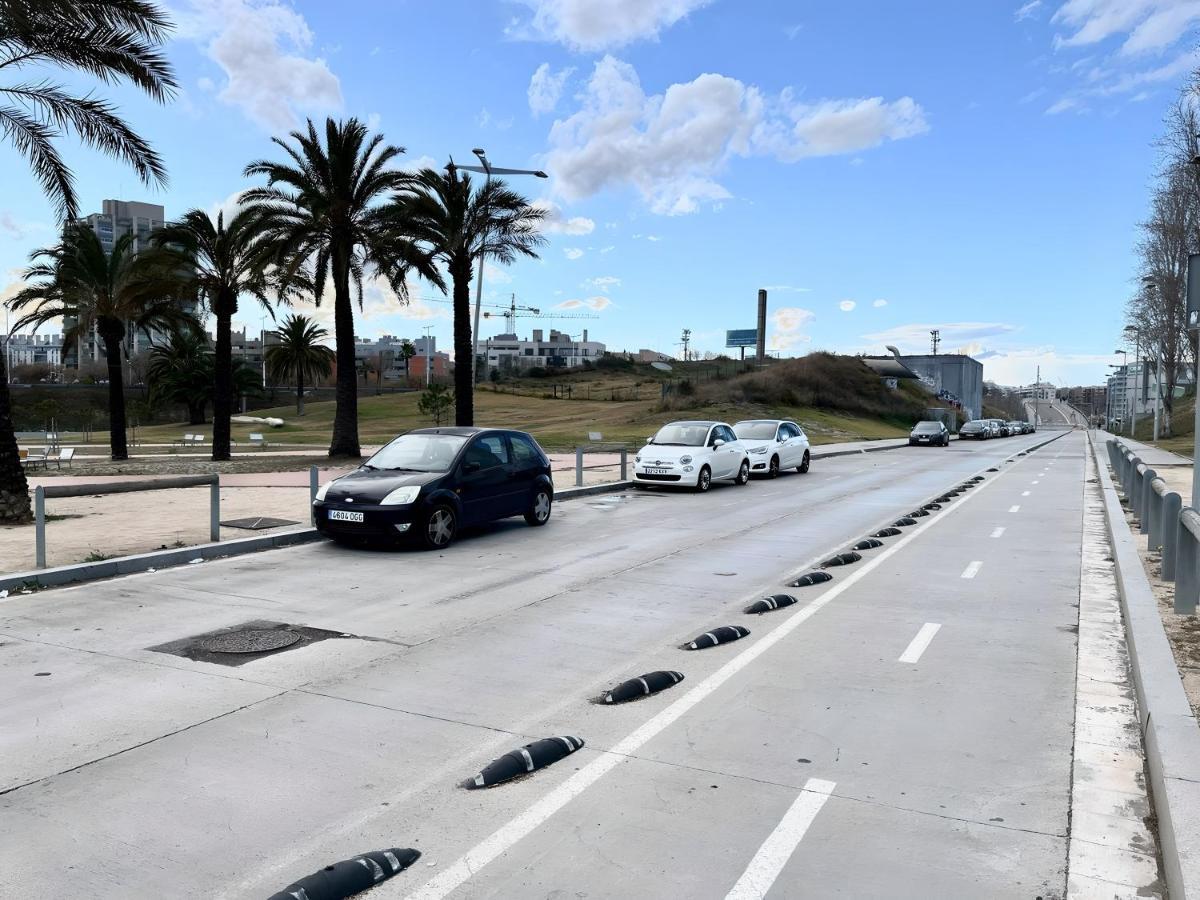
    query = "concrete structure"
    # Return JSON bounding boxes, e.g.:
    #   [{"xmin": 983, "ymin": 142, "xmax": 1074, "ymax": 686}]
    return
[
  {"xmin": 353, "ymin": 334, "xmax": 449, "ymax": 381},
  {"xmin": 2, "ymin": 431, "xmax": 1174, "ymax": 900},
  {"xmin": 482, "ymin": 327, "xmax": 605, "ymax": 373},
  {"xmin": 1017, "ymin": 381, "xmax": 1055, "ymax": 401},
  {"xmin": 4, "ymin": 332, "xmax": 63, "ymax": 369},
  {"xmin": 897, "ymin": 353, "xmax": 984, "ymax": 421},
  {"xmin": 1059, "ymin": 384, "xmax": 1107, "ymax": 418}
]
